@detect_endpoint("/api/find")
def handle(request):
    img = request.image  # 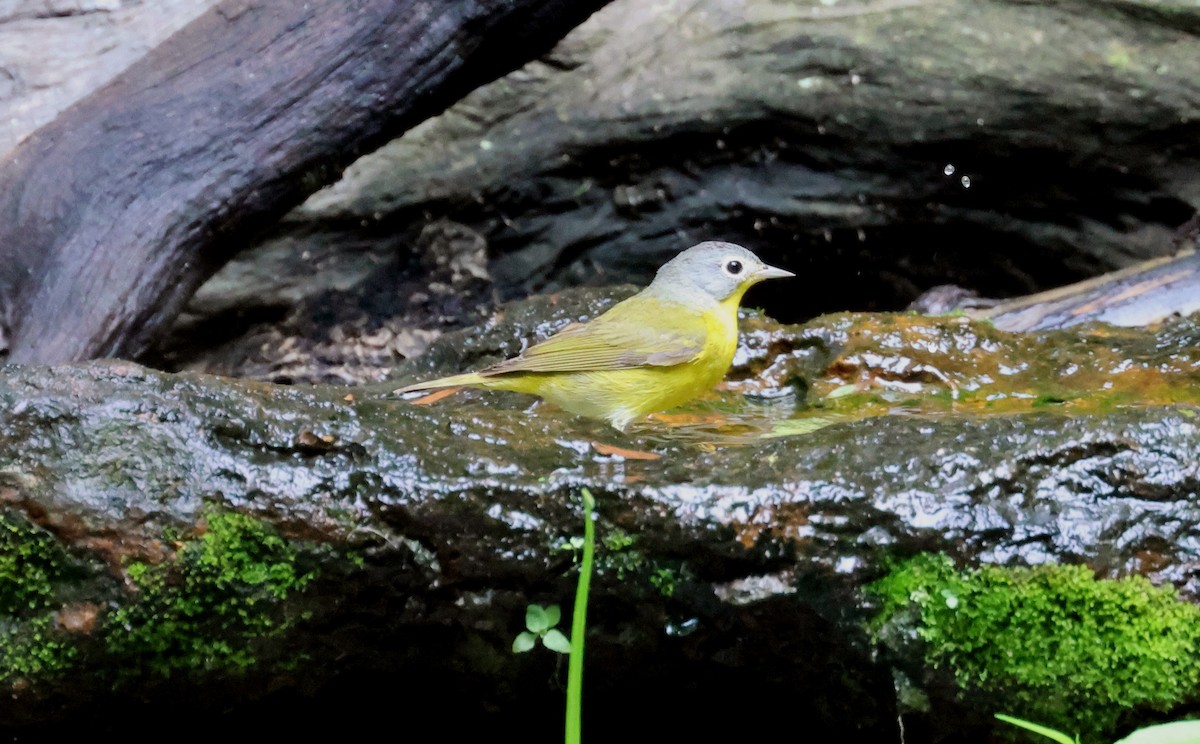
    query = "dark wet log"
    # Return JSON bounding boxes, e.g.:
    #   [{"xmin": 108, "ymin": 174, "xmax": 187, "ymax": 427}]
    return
[
  {"xmin": 4, "ymin": 293, "xmax": 1200, "ymax": 737},
  {"xmin": 0, "ymin": 0, "xmax": 609, "ymax": 364}
]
